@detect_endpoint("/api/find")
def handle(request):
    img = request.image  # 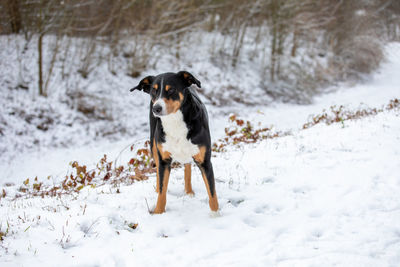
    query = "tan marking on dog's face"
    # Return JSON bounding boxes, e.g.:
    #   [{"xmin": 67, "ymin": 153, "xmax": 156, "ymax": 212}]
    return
[
  {"xmin": 153, "ymin": 84, "xmax": 158, "ymax": 90},
  {"xmin": 164, "ymin": 92, "xmax": 184, "ymax": 114},
  {"xmin": 156, "ymin": 143, "xmax": 171, "ymax": 160},
  {"xmin": 165, "ymin": 85, "xmax": 171, "ymax": 91},
  {"xmin": 193, "ymin": 146, "xmax": 206, "ymax": 164}
]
